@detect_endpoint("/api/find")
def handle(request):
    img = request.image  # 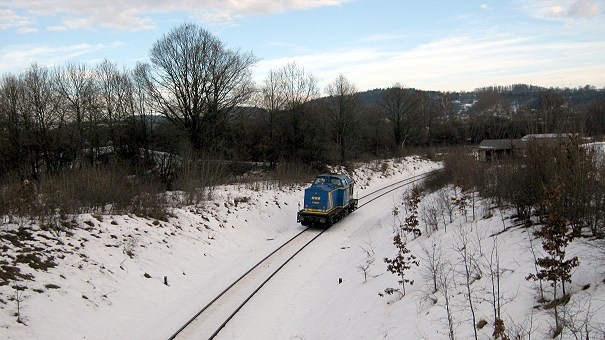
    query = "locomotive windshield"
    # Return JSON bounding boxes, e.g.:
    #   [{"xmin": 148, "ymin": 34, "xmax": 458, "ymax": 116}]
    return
[
  {"xmin": 313, "ymin": 176, "xmax": 327, "ymax": 185},
  {"xmin": 313, "ymin": 175, "xmax": 343, "ymax": 187}
]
